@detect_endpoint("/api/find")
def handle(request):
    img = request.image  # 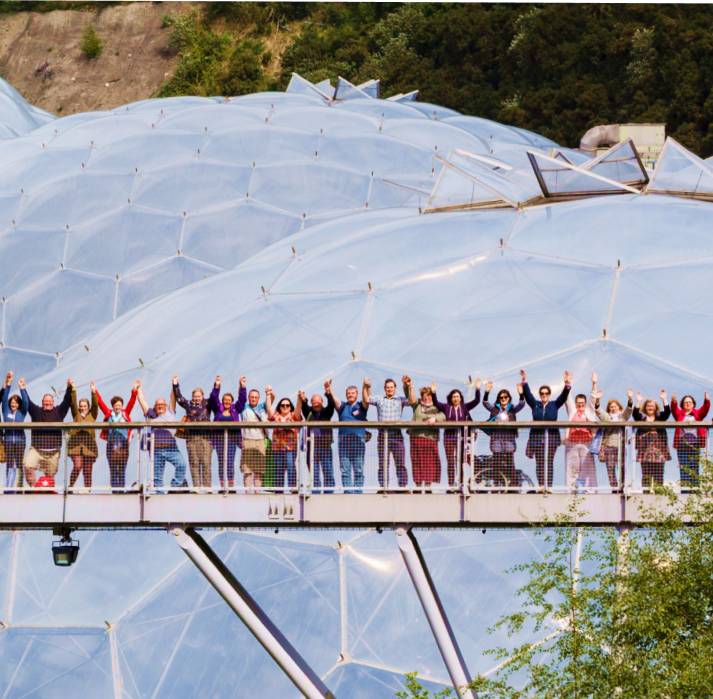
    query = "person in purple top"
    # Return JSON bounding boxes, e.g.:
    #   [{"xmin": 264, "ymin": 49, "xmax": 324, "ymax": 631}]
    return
[
  {"xmin": 431, "ymin": 378, "xmax": 481, "ymax": 489},
  {"xmin": 209, "ymin": 374, "xmax": 247, "ymax": 490}
]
